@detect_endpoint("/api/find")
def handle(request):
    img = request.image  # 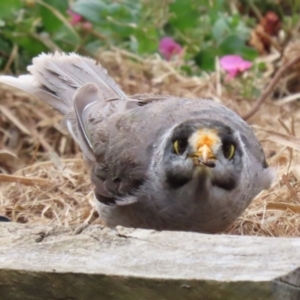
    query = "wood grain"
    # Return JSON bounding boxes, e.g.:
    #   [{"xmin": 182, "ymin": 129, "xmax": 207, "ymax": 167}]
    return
[{"xmin": 0, "ymin": 223, "xmax": 299, "ymax": 300}]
